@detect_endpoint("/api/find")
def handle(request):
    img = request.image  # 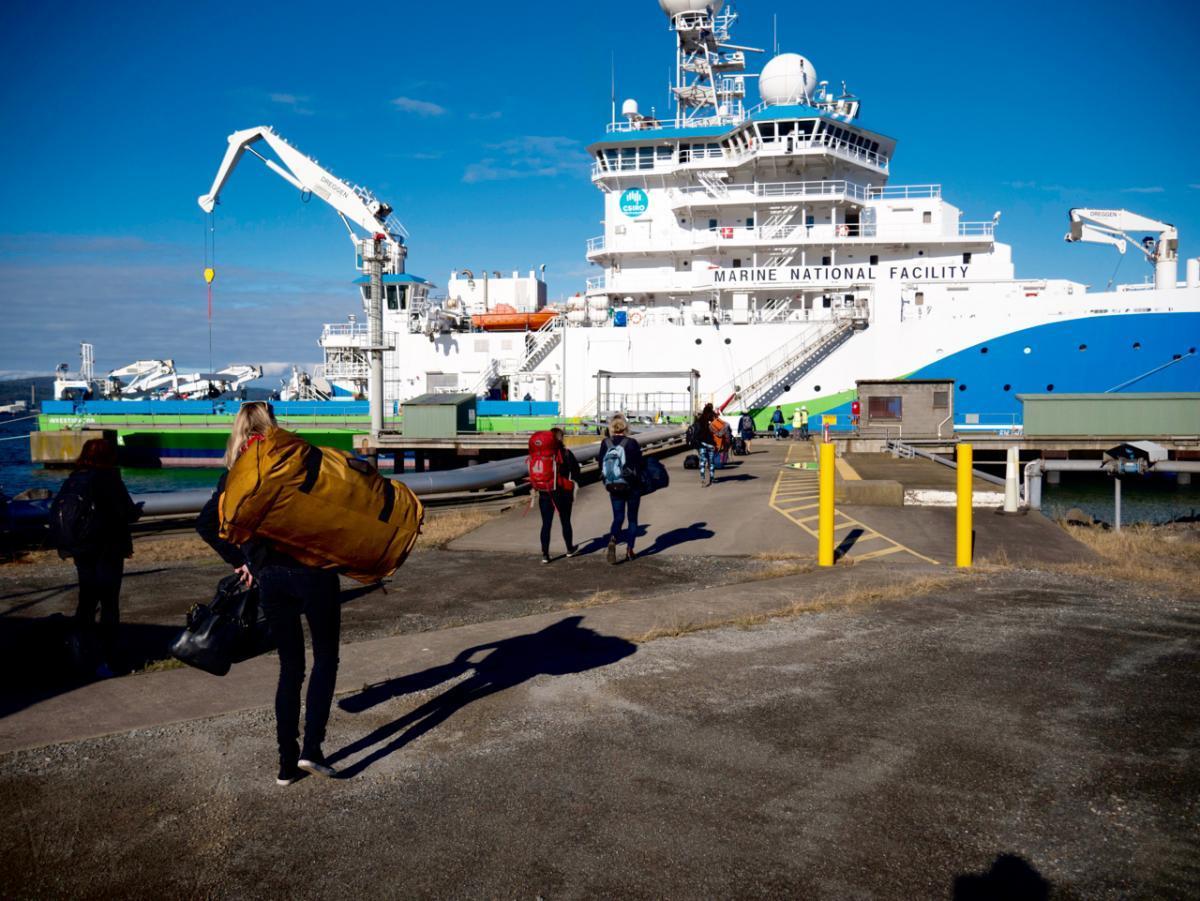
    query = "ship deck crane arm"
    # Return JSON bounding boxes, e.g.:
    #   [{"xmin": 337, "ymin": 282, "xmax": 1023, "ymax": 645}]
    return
[
  {"xmin": 1065, "ymin": 208, "xmax": 1177, "ymax": 260},
  {"xmin": 197, "ymin": 126, "xmax": 408, "ymax": 249}
]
